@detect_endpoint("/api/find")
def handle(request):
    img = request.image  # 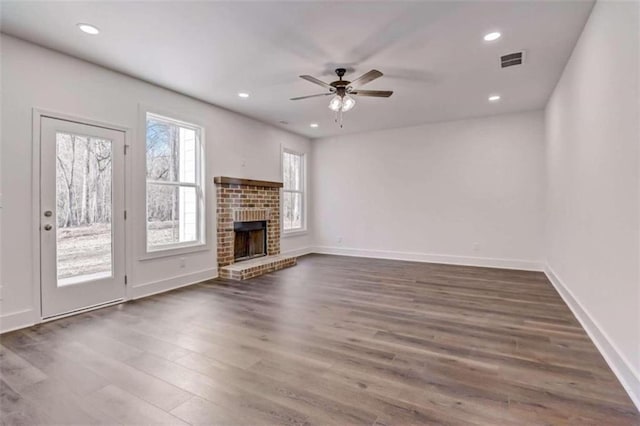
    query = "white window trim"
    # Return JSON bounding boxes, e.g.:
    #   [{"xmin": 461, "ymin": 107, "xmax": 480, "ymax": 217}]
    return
[
  {"xmin": 140, "ymin": 109, "xmax": 207, "ymax": 259},
  {"xmin": 281, "ymin": 147, "xmax": 307, "ymax": 236}
]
